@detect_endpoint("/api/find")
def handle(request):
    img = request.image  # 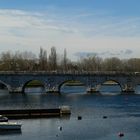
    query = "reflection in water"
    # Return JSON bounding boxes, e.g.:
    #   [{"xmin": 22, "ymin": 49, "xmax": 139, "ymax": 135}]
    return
[
  {"xmin": 0, "ymin": 89, "xmax": 9, "ymax": 95},
  {"xmin": 99, "ymin": 85, "xmax": 121, "ymax": 95},
  {"xmin": 0, "ymin": 86, "xmax": 140, "ymax": 139},
  {"xmin": 0, "ymin": 129, "xmax": 22, "ymax": 135},
  {"xmin": 136, "ymin": 85, "xmax": 140, "ymax": 94},
  {"xmin": 24, "ymin": 87, "xmax": 46, "ymax": 94},
  {"xmin": 61, "ymin": 85, "xmax": 87, "ymax": 94}
]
